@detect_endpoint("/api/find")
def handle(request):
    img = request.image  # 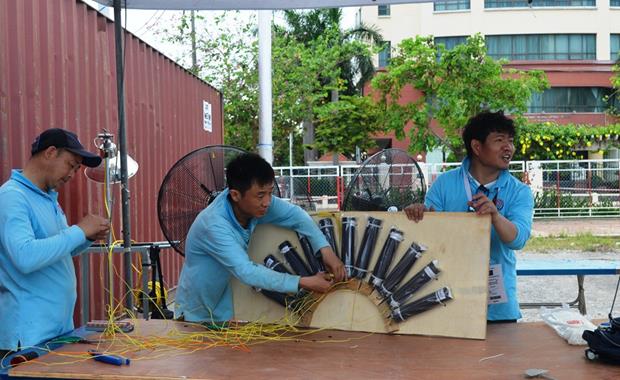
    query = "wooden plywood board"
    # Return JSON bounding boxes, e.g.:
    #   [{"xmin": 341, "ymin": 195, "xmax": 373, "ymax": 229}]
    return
[{"xmin": 232, "ymin": 212, "xmax": 491, "ymax": 339}]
